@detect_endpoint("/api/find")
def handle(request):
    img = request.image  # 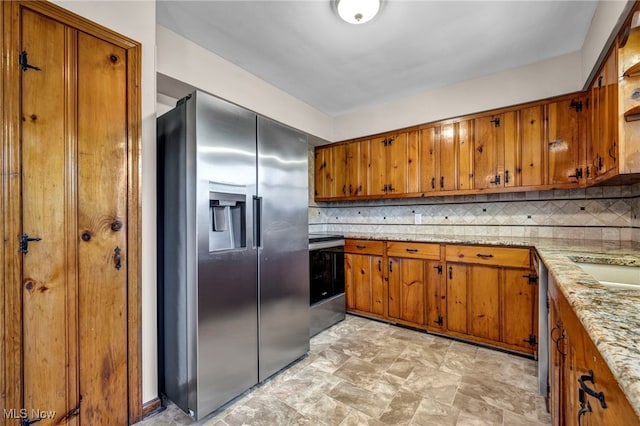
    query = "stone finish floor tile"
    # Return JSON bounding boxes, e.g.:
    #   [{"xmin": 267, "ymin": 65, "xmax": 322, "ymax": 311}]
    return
[{"xmin": 135, "ymin": 315, "xmax": 551, "ymax": 426}]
